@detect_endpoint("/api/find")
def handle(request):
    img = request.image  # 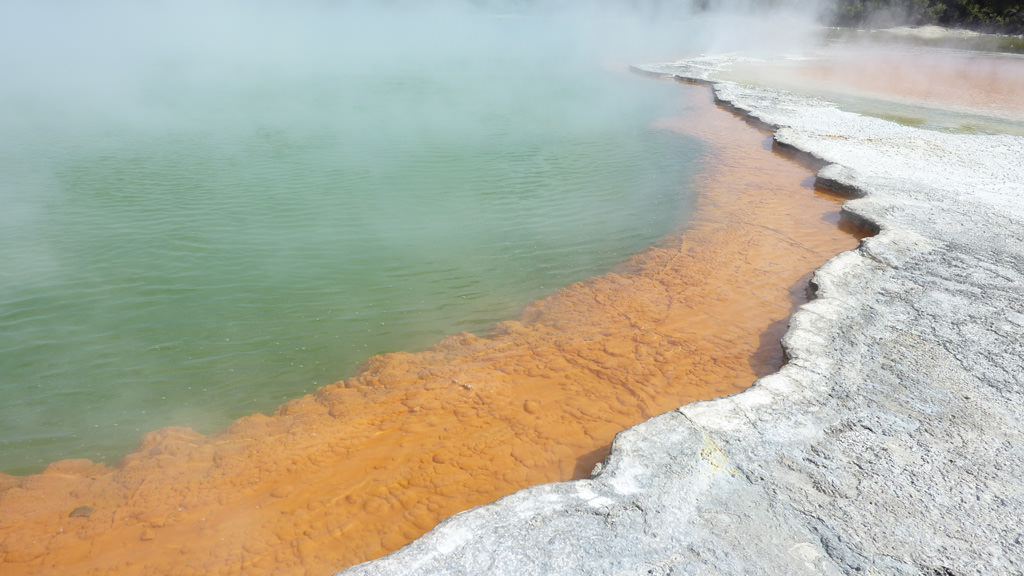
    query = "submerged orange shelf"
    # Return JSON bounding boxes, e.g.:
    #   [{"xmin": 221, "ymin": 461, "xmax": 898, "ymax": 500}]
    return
[{"xmin": 0, "ymin": 83, "xmax": 867, "ymax": 576}]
